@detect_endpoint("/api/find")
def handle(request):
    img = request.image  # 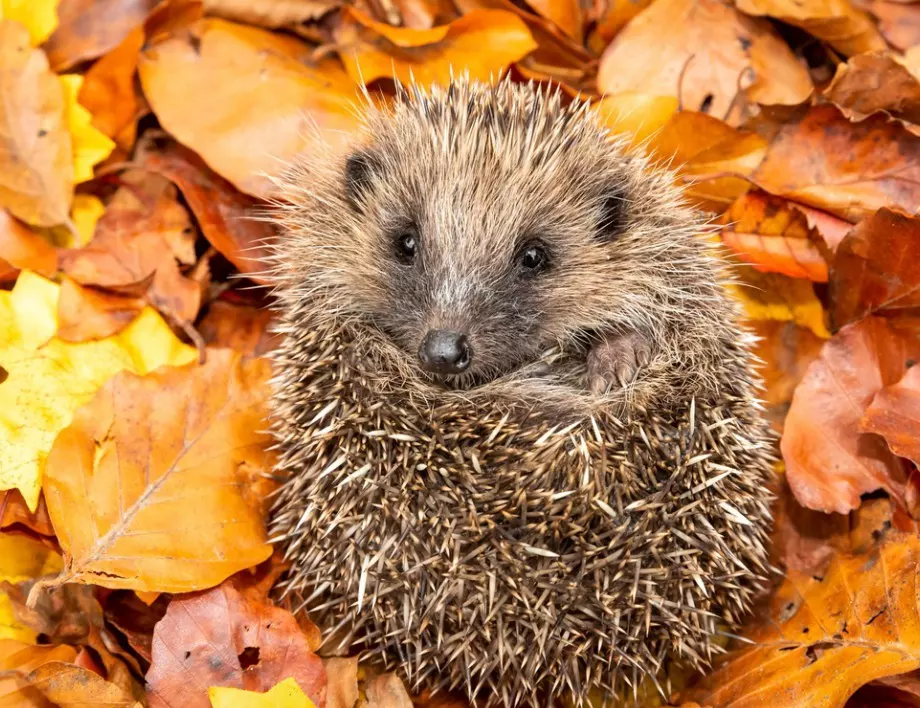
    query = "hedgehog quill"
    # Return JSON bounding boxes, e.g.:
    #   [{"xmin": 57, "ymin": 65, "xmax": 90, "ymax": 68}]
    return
[{"xmin": 267, "ymin": 78, "xmax": 774, "ymax": 707}]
